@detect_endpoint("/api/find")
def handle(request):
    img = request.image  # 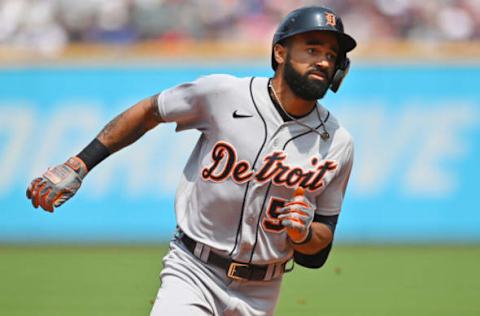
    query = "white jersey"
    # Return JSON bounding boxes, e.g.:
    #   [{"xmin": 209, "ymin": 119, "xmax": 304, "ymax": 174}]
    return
[{"xmin": 156, "ymin": 74, "xmax": 353, "ymax": 265}]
